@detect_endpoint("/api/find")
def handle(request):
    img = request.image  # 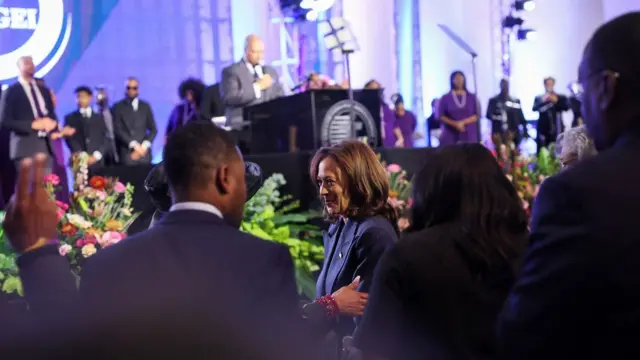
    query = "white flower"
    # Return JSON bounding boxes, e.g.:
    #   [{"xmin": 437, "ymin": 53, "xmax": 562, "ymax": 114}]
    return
[
  {"xmin": 81, "ymin": 244, "xmax": 97, "ymax": 258},
  {"xmin": 67, "ymin": 214, "xmax": 93, "ymax": 229},
  {"xmin": 58, "ymin": 244, "xmax": 72, "ymax": 256}
]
